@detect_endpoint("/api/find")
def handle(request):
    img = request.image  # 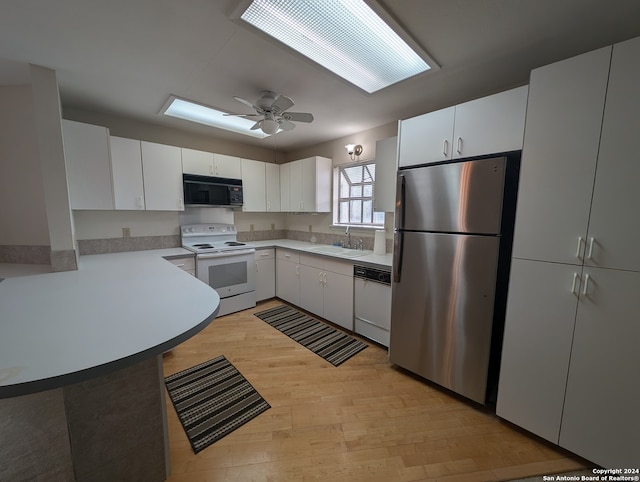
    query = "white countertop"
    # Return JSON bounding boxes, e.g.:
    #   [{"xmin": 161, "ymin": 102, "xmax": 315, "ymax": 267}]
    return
[
  {"xmin": 249, "ymin": 239, "xmax": 393, "ymax": 268},
  {"xmin": 0, "ymin": 248, "xmax": 218, "ymax": 399}
]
